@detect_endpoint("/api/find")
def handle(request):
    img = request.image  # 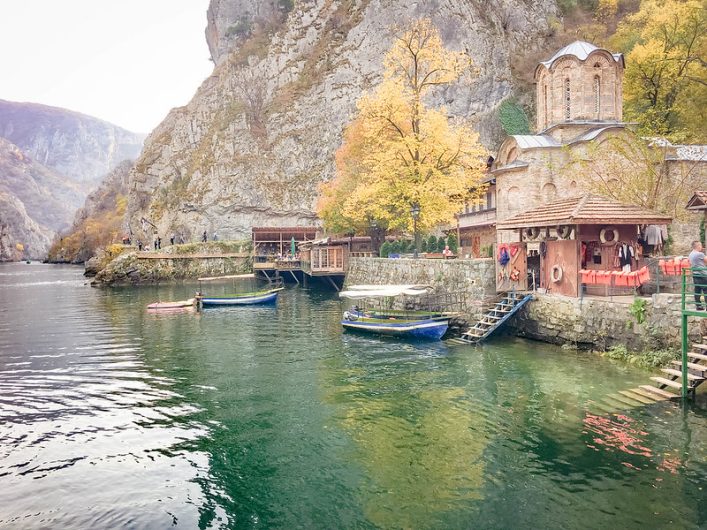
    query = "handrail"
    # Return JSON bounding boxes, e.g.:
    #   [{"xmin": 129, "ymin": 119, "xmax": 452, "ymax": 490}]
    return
[{"xmin": 680, "ymin": 266, "xmax": 707, "ymax": 399}]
